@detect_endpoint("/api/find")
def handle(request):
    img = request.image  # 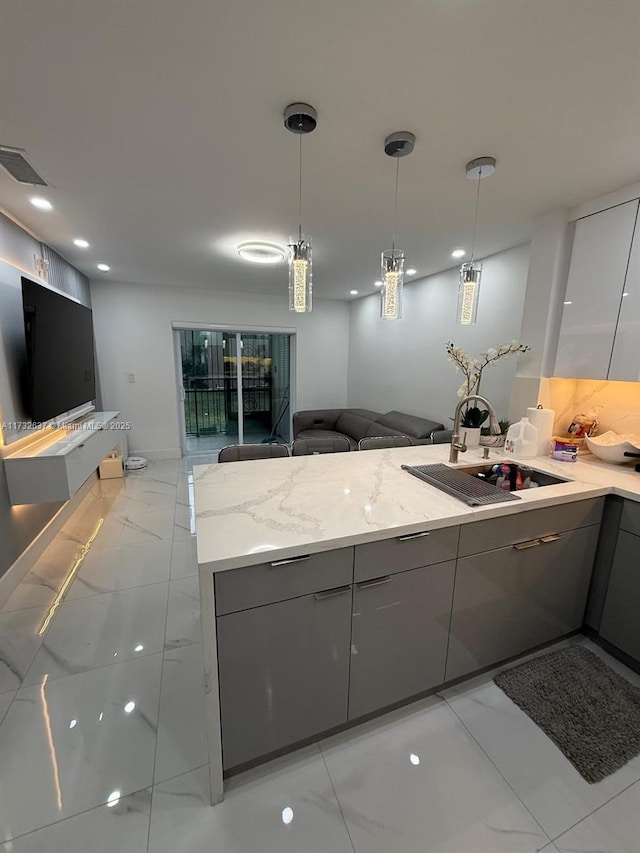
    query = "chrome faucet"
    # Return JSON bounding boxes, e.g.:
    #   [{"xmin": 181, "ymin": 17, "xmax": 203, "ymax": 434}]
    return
[{"xmin": 449, "ymin": 394, "xmax": 501, "ymax": 464}]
